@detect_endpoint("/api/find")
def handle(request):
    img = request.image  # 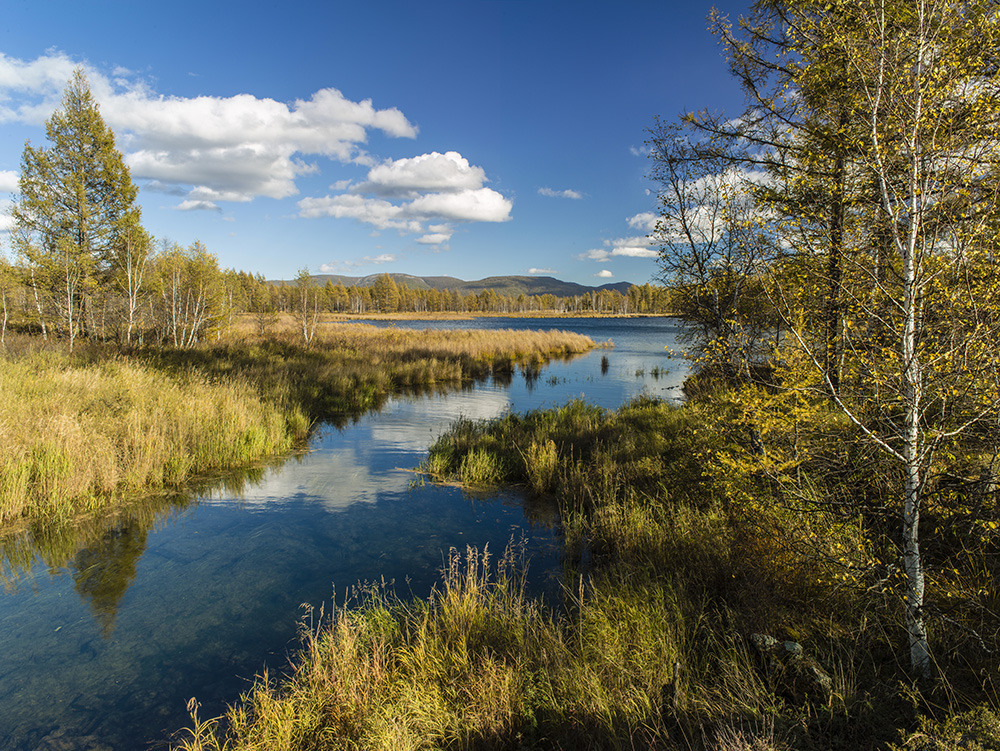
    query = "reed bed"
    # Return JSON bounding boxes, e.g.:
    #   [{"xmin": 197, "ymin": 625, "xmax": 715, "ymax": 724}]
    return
[
  {"xmin": 145, "ymin": 324, "xmax": 594, "ymax": 420},
  {"xmin": 0, "ymin": 351, "xmax": 303, "ymax": 526},
  {"xmin": 0, "ymin": 325, "xmax": 593, "ymax": 527}
]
